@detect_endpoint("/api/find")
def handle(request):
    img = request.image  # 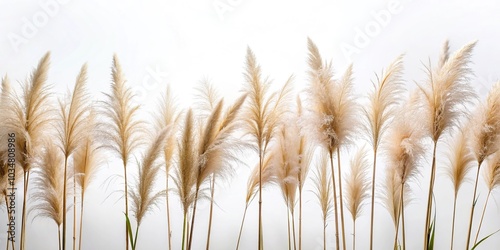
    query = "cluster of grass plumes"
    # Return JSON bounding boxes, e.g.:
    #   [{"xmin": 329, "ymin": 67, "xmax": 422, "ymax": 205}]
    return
[{"xmin": 3, "ymin": 39, "xmax": 500, "ymax": 250}]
